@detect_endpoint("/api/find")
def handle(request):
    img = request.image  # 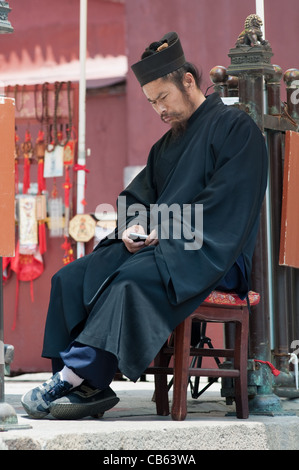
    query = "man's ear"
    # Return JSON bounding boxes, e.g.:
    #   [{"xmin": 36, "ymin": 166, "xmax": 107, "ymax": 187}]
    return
[{"xmin": 183, "ymin": 72, "xmax": 194, "ymax": 89}]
